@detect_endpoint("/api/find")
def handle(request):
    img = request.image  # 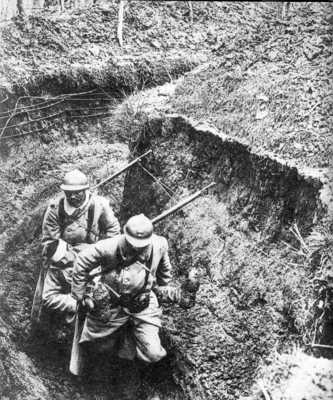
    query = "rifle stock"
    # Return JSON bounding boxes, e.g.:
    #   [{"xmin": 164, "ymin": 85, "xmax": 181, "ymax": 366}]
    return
[
  {"xmin": 69, "ymin": 304, "xmax": 85, "ymax": 376},
  {"xmin": 151, "ymin": 182, "xmax": 216, "ymax": 225},
  {"xmin": 30, "ymin": 265, "xmax": 46, "ymax": 324}
]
